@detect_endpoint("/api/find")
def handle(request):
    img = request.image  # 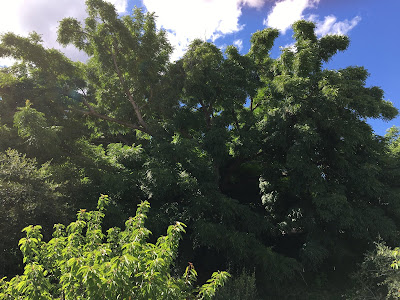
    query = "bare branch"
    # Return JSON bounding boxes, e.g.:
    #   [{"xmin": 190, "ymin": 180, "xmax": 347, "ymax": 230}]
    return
[{"xmin": 251, "ymin": 102, "xmax": 260, "ymax": 111}]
